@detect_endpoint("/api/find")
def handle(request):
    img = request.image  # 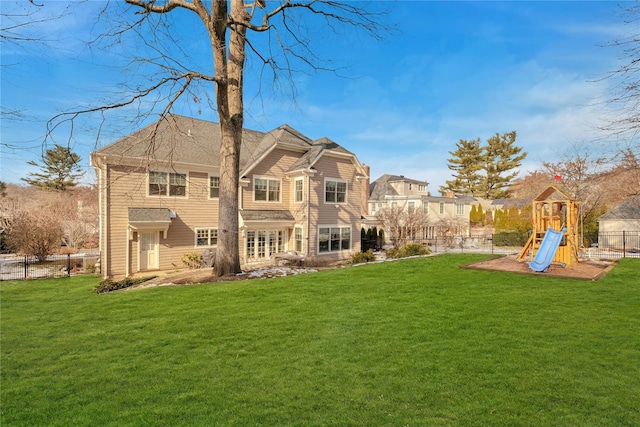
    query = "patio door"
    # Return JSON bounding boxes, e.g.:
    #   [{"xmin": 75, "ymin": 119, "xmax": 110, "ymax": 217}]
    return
[{"xmin": 140, "ymin": 232, "xmax": 159, "ymax": 270}]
